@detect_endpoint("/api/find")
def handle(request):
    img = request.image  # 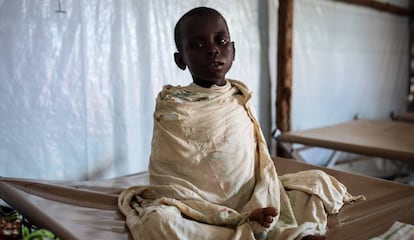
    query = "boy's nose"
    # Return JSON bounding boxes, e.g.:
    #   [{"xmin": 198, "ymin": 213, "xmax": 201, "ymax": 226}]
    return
[{"xmin": 207, "ymin": 44, "xmax": 220, "ymax": 56}]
